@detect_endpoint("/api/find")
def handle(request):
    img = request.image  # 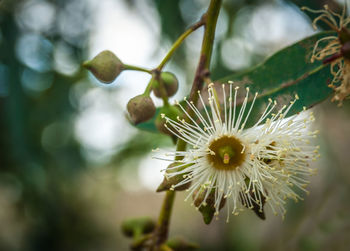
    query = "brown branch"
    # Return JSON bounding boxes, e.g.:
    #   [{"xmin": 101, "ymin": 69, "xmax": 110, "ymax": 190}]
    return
[{"xmin": 150, "ymin": 0, "xmax": 222, "ymax": 250}]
